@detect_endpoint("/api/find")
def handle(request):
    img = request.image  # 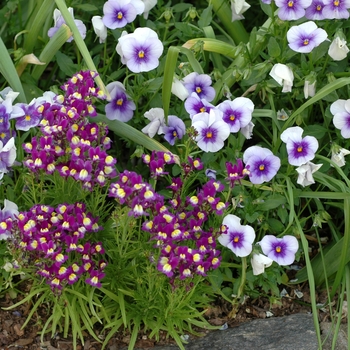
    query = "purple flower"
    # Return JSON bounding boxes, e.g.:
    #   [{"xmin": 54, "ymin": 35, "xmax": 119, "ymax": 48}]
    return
[
  {"xmin": 14, "ymin": 102, "xmax": 42, "ymax": 131},
  {"xmin": 0, "ymin": 199, "xmax": 19, "ymax": 240},
  {"xmin": 205, "ymin": 169, "xmax": 217, "ymax": 179},
  {"xmin": 280, "ymin": 126, "xmax": 318, "ymax": 166},
  {"xmin": 102, "ymin": 0, "xmax": 145, "ymax": 29},
  {"xmin": 275, "ymin": 0, "xmax": 312, "ymax": 20},
  {"xmin": 191, "ymin": 109, "xmax": 230, "ymax": 152},
  {"xmin": 322, "ymin": 0, "xmax": 350, "ymax": 19},
  {"xmin": 105, "ymin": 82, "xmax": 136, "ymax": 122},
  {"xmin": 330, "ymin": 99, "xmax": 350, "ymax": 138},
  {"xmin": 225, "ymin": 159, "xmax": 249, "ymax": 187},
  {"xmin": 162, "ymin": 115, "xmax": 186, "ymax": 146},
  {"xmin": 116, "ymin": 27, "xmax": 163, "ymax": 73},
  {"xmin": 48, "ymin": 8, "xmax": 86, "ymax": 43},
  {"xmin": 260, "ymin": 235, "xmax": 299, "ymax": 265},
  {"xmin": 305, "ymin": 0, "xmax": 326, "ymax": 19},
  {"xmin": 182, "ymin": 73, "xmax": 216, "ymax": 102},
  {"xmin": 218, "ymin": 214, "xmax": 256, "ymax": 257},
  {"xmin": 184, "ymin": 93, "xmax": 215, "ymax": 118},
  {"xmin": 217, "ymin": 97, "xmax": 254, "ymax": 133},
  {"xmin": 287, "ymin": 21, "xmax": 328, "ymax": 53},
  {"xmin": 243, "ymin": 146, "xmax": 281, "ymax": 184},
  {"xmin": 0, "ymin": 137, "xmax": 17, "ymax": 176}
]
